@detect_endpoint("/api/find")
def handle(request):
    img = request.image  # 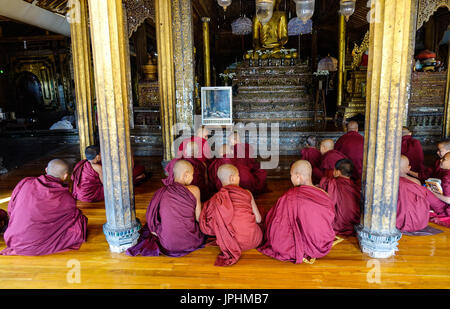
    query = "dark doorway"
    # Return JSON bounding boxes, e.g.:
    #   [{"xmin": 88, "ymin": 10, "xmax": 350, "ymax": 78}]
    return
[{"xmin": 15, "ymin": 71, "xmax": 44, "ymax": 118}]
